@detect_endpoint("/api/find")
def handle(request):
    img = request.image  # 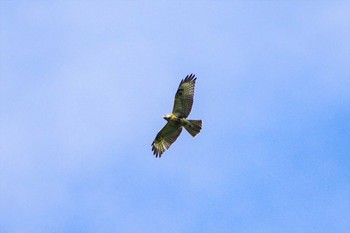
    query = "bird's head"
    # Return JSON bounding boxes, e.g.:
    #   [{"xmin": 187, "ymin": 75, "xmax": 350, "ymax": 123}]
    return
[{"xmin": 163, "ymin": 114, "xmax": 172, "ymax": 121}]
